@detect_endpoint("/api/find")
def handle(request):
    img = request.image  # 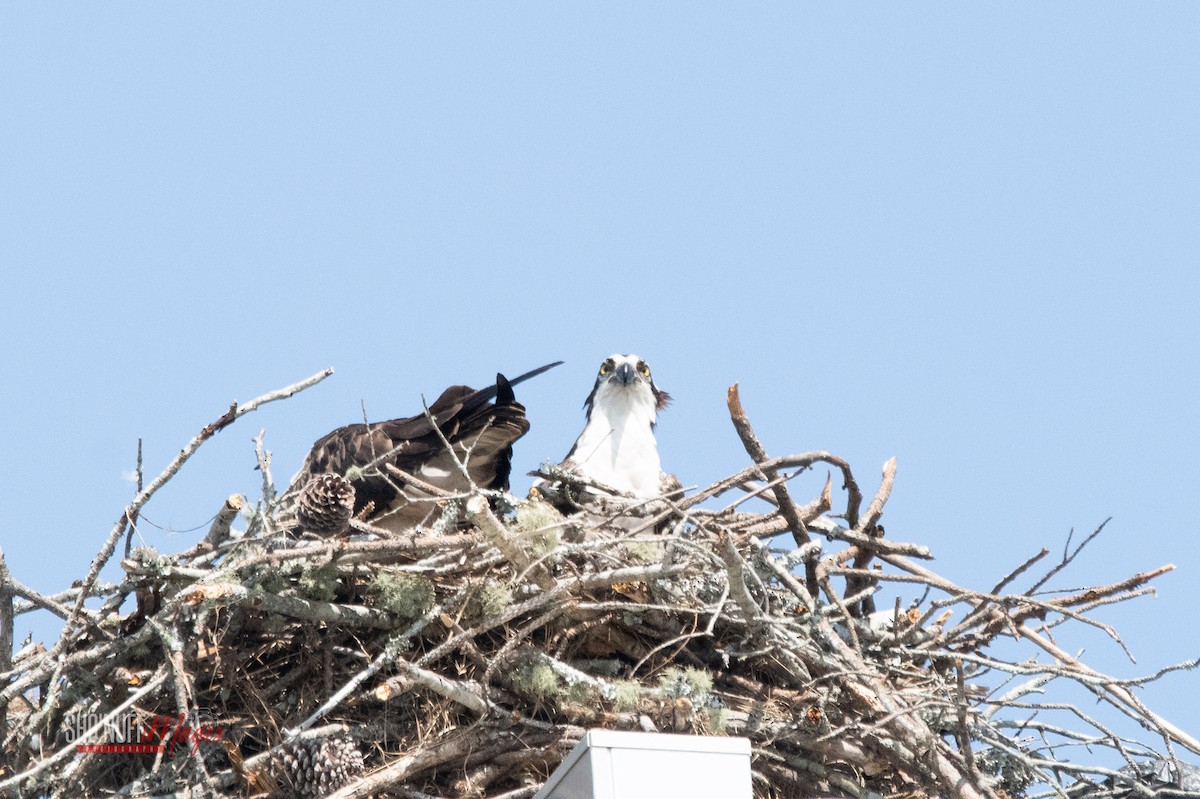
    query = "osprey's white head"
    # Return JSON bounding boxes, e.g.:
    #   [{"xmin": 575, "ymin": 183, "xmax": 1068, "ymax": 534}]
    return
[{"xmin": 562, "ymin": 354, "xmax": 674, "ymax": 498}]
